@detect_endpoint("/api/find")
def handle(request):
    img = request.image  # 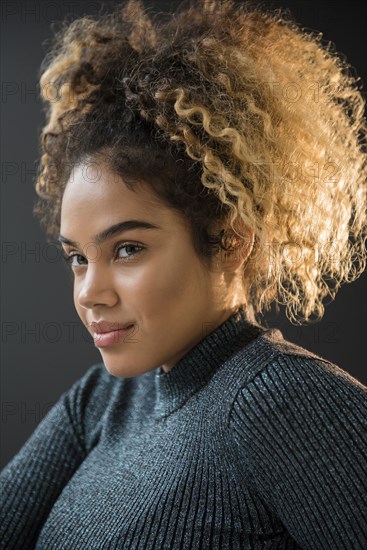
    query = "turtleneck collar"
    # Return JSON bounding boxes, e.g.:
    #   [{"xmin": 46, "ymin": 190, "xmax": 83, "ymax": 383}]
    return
[{"xmin": 153, "ymin": 305, "xmax": 265, "ymax": 419}]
